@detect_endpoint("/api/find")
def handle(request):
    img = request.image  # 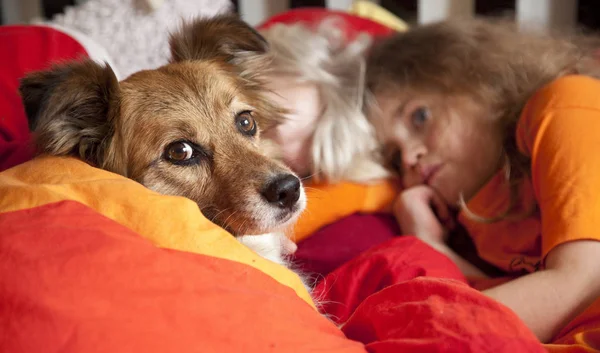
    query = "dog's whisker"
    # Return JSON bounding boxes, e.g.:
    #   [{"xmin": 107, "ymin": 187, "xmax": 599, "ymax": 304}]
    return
[
  {"xmin": 210, "ymin": 207, "xmax": 231, "ymax": 223},
  {"xmin": 302, "ymin": 187, "xmax": 330, "ymax": 198},
  {"xmin": 300, "ymin": 172, "xmax": 318, "ymax": 181},
  {"xmin": 238, "ymin": 218, "xmax": 251, "ymax": 235},
  {"xmin": 222, "ymin": 210, "xmax": 239, "ymax": 233},
  {"xmin": 299, "ymin": 208, "xmax": 314, "ymax": 218}
]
